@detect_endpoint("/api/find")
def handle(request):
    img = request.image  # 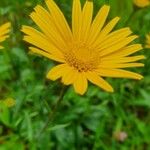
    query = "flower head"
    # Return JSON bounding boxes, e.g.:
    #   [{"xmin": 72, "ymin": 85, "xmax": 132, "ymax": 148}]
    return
[
  {"xmin": 22, "ymin": 0, "xmax": 144, "ymax": 95},
  {"xmin": 3, "ymin": 98, "xmax": 16, "ymax": 108},
  {"xmin": 0, "ymin": 22, "xmax": 11, "ymax": 49},
  {"xmin": 133, "ymin": 0, "xmax": 150, "ymax": 8},
  {"xmin": 146, "ymin": 33, "xmax": 150, "ymax": 48}
]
